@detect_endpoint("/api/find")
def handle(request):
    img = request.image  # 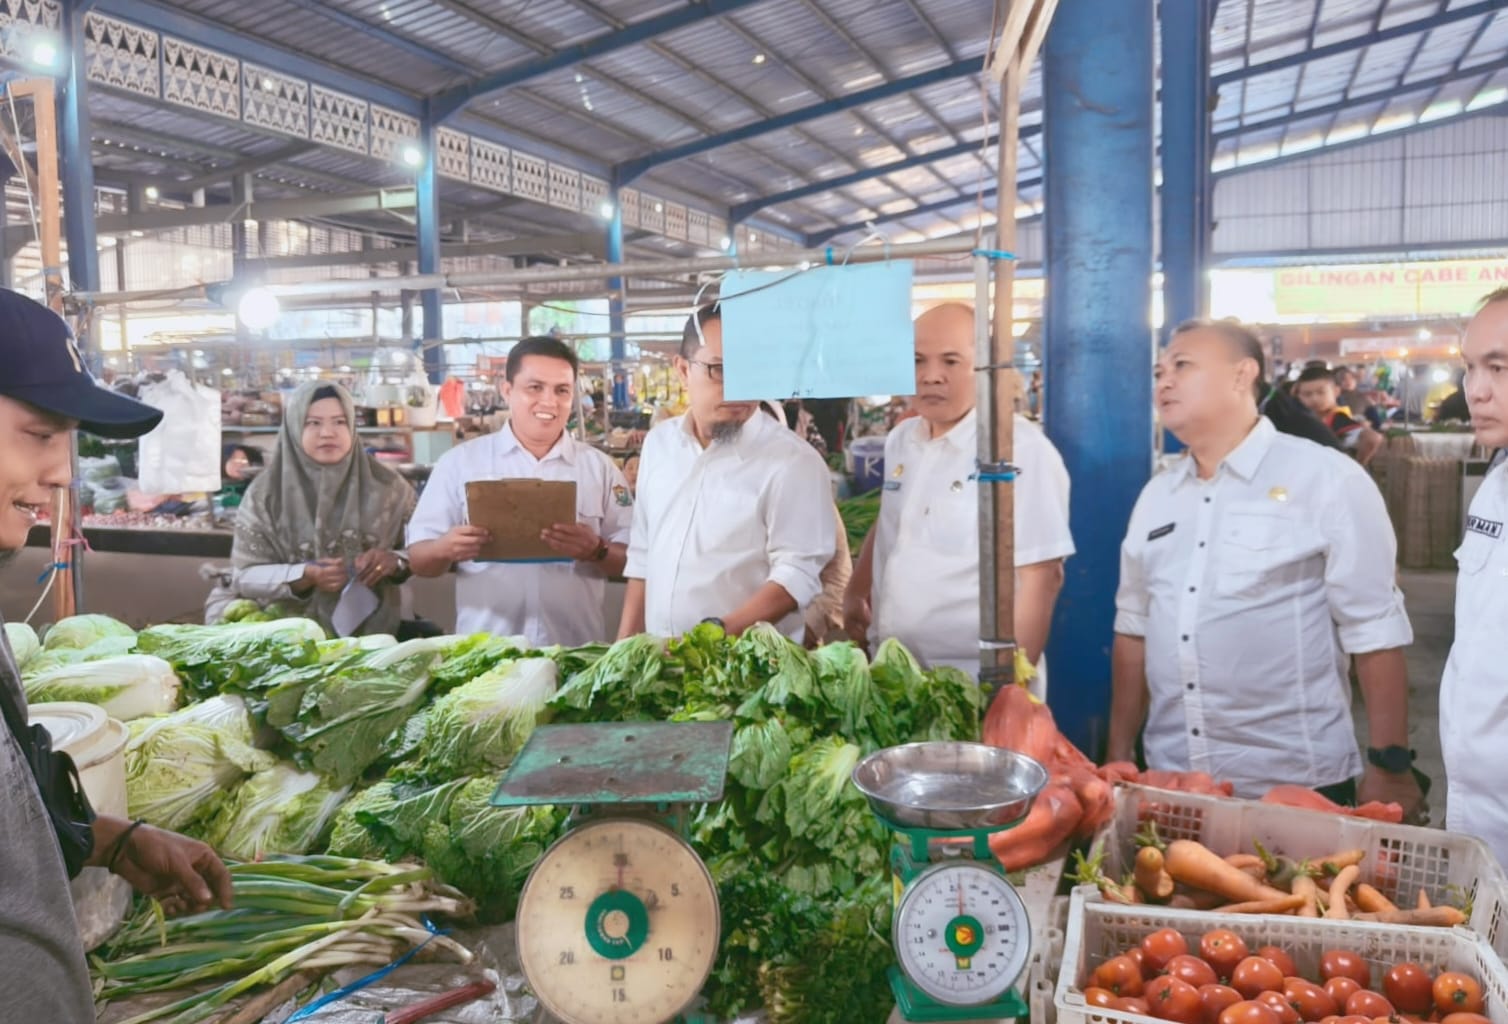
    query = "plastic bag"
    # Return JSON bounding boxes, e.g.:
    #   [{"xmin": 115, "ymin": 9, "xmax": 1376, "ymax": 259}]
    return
[{"xmin": 136, "ymin": 371, "xmax": 221, "ymax": 494}]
